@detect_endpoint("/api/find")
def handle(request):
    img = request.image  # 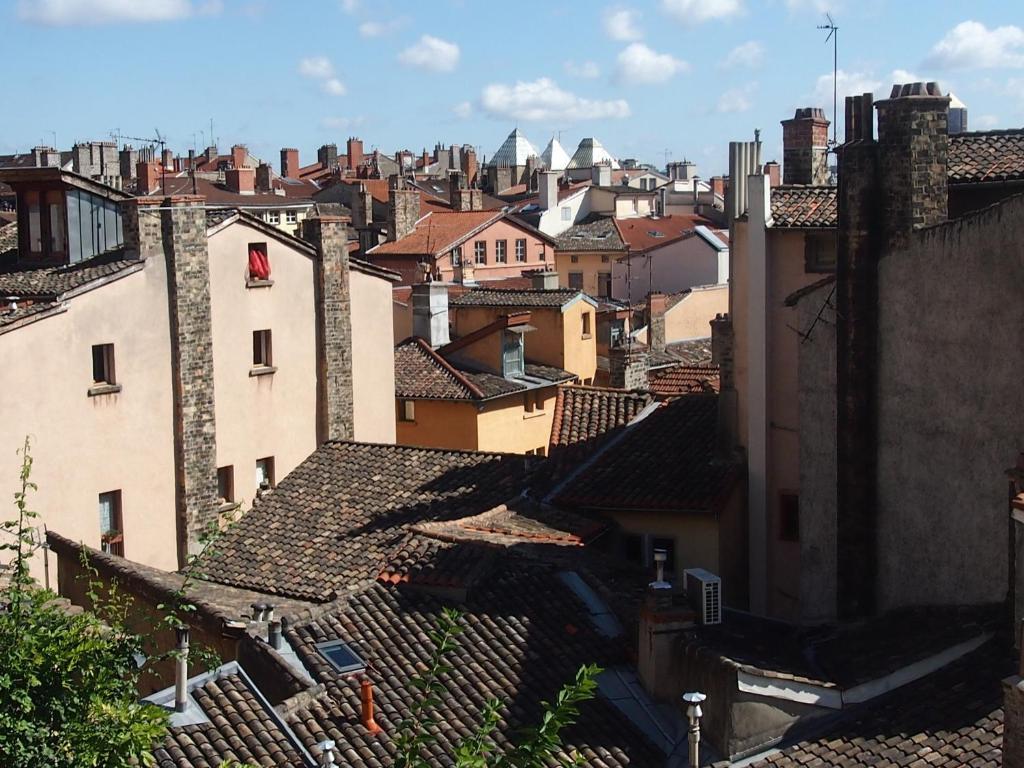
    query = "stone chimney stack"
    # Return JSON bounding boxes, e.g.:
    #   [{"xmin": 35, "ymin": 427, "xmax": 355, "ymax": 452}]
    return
[
  {"xmin": 162, "ymin": 148, "xmax": 174, "ymax": 170},
  {"xmin": 255, "ymin": 163, "xmax": 273, "ymax": 193},
  {"xmin": 280, "ymin": 148, "xmax": 299, "ymax": 179},
  {"xmin": 609, "ymin": 346, "xmax": 649, "ymax": 390},
  {"xmin": 449, "ymin": 171, "xmax": 468, "ymax": 211},
  {"xmin": 532, "ymin": 271, "xmax": 560, "ymax": 291},
  {"xmin": 346, "ymin": 137, "xmax": 363, "ymax": 171},
  {"xmin": 318, "ymin": 143, "xmax": 339, "ymax": 170},
  {"xmin": 711, "ymin": 313, "xmax": 737, "ymax": 450},
  {"xmin": 525, "ymin": 156, "xmax": 538, "ymax": 192},
  {"xmin": 352, "ymin": 183, "xmax": 373, "ymax": 228},
  {"xmin": 301, "ymin": 215, "xmax": 354, "ymax": 443},
  {"xmin": 412, "ymin": 283, "xmax": 451, "ymax": 348},
  {"xmin": 539, "ymin": 171, "xmax": 559, "ymax": 211},
  {"xmin": 387, "ymin": 175, "xmax": 420, "ymax": 242},
  {"xmin": 647, "ymin": 293, "xmax": 667, "ymax": 353},
  {"xmin": 781, "ymin": 107, "xmax": 830, "ymax": 185},
  {"xmin": 637, "ymin": 584, "xmax": 695, "ymax": 702}
]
